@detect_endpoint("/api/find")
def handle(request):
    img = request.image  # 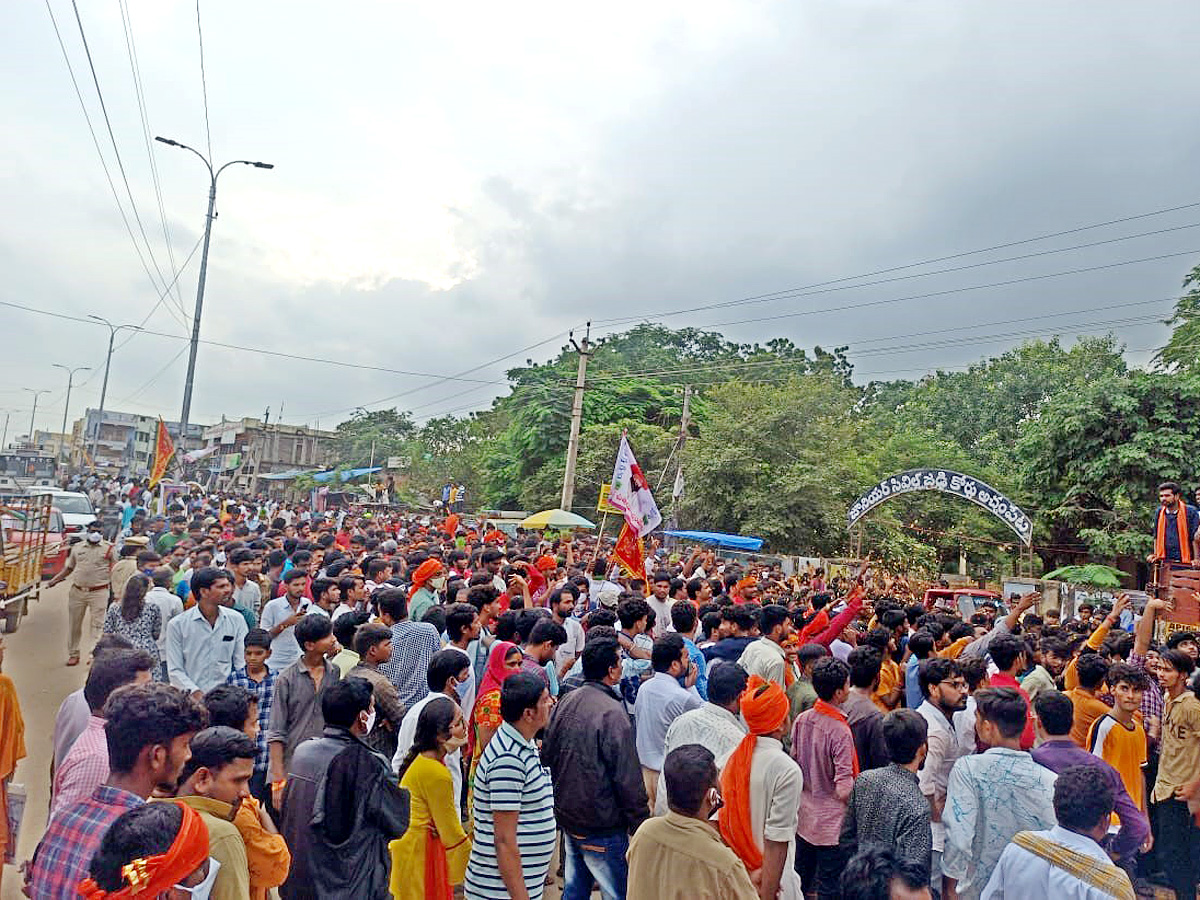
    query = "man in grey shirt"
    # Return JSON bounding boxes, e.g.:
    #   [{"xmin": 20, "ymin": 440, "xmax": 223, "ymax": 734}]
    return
[
  {"xmin": 633, "ymin": 634, "xmax": 701, "ymax": 811},
  {"xmin": 267, "ymin": 613, "xmax": 341, "ymax": 802}
]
